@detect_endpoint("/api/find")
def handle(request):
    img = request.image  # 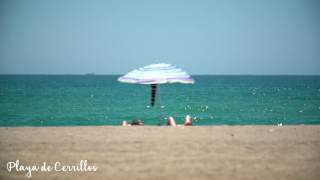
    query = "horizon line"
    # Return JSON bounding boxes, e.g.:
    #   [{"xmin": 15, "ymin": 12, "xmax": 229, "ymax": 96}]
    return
[{"xmin": 1, "ymin": 73, "xmax": 320, "ymax": 76}]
